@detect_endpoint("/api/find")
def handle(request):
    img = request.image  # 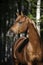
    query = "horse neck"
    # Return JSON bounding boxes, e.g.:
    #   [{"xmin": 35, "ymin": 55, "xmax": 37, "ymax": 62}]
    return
[{"xmin": 27, "ymin": 22, "xmax": 40, "ymax": 45}]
